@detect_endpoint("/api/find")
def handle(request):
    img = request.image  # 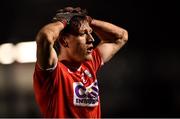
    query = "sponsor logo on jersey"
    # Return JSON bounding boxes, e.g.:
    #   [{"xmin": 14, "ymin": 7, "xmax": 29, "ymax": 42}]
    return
[{"xmin": 73, "ymin": 80, "xmax": 99, "ymax": 107}]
